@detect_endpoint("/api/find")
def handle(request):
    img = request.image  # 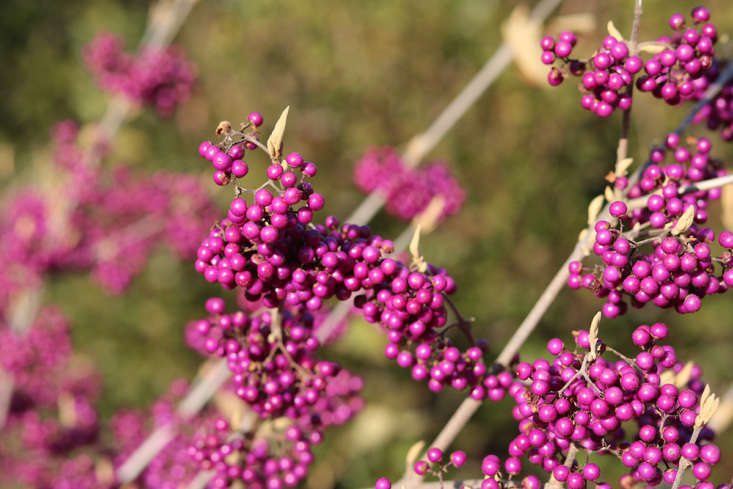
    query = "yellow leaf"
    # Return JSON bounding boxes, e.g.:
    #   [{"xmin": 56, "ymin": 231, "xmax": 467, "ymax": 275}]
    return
[
  {"xmin": 501, "ymin": 4, "xmax": 546, "ymax": 86},
  {"xmin": 405, "ymin": 440, "xmax": 425, "ymax": 469},
  {"xmin": 604, "ymin": 186, "xmax": 615, "ymax": 203},
  {"xmin": 588, "ymin": 312, "xmax": 601, "ymax": 360},
  {"xmin": 671, "ymin": 205, "xmax": 695, "ymax": 236},
  {"xmin": 615, "ymin": 157, "xmax": 633, "ymax": 177},
  {"xmin": 587, "ymin": 195, "xmax": 605, "ymax": 227},
  {"xmin": 267, "ymin": 106, "xmax": 290, "ymax": 160},
  {"xmin": 607, "ymin": 20, "xmax": 624, "ymax": 41},
  {"xmin": 412, "ymin": 196, "xmax": 445, "ymax": 234},
  {"xmin": 547, "ymin": 13, "xmax": 596, "ymax": 36},
  {"xmin": 638, "ymin": 42, "xmax": 668, "ymax": 54},
  {"xmin": 721, "ymin": 184, "xmax": 733, "ymax": 230}
]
